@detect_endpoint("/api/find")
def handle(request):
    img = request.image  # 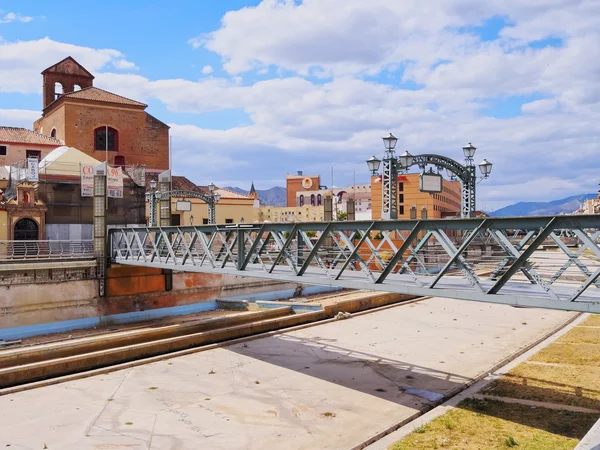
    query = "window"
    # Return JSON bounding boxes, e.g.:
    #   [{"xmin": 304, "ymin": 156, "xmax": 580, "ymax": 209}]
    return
[
  {"xmin": 0, "ymin": 145, "xmax": 6, "ymax": 156},
  {"xmin": 50, "ymin": 129, "xmax": 57, "ymax": 139},
  {"xmin": 421, "ymin": 208, "xmax": 428, "ymax": 219},
  {"xmin": 26, "ymin": 150, "xmax": 41, "ymax": 160},
  {"xmin": 399, "ymin": 194, "xmax": 404, "ymax": 203},
  {"xmin": 311, "ymin": 194, "xmax": 315, "ymax": 206},
  {"xmin": 410, "ymin": 206, "xmax": 417, "ymax": 219},
  {"xmin": 203, "ymin": 218, "xmax": 209, "ymax": 224},
  {"xmin": 94, "ymin": 127, "xmax": 119, "ymax": 151},
  {"xmin": 399, "ymin": 182, "xmax": 404, "ymax": 192},
  {"xmin": 171, "ymin": 214, "xmax": 181, "ymax": 226},
  {"xmin": 114, "ymin": 155, "xmax": 126, "ymax": 168},
  {"xmin": 317, "ymin": 194, "xmax": 322, "ymax": 206},
  {"xmin": 225, "ymin": 219, "xmax": 234, "ymax": 224},
  {"xmin": 400, "ymin": 205, "xmax": 405, "ymax": 215},
  {"xmin": 299, "ymin": 194, "xmax": 304, "ymax": 207}
]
